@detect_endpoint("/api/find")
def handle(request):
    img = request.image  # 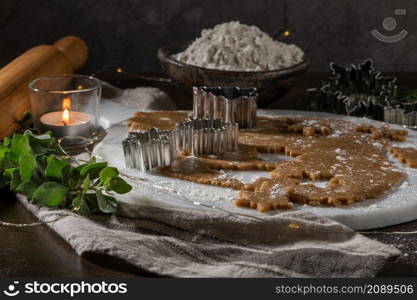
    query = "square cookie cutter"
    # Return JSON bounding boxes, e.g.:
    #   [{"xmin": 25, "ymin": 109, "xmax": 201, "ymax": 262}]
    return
[{"xmin": 193, "ymin": 86, "xmax": 258, "ymax": 129}]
